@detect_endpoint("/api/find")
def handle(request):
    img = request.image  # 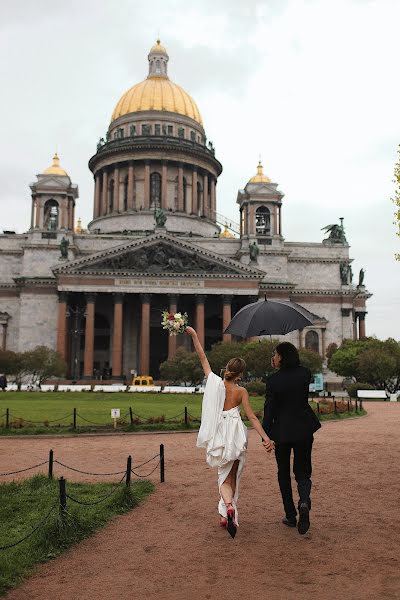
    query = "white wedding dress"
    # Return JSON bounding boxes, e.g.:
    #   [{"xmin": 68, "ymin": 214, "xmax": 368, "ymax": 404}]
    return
[{"xmin": 196, "ymin": 372, "xmax": 248, "ymax": 524}]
